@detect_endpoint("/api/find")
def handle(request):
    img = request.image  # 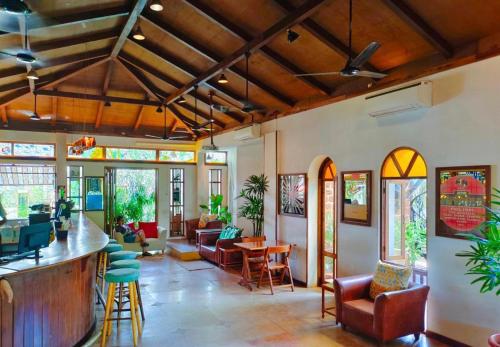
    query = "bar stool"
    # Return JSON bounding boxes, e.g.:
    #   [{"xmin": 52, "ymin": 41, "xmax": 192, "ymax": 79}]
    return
[
  {"xmin": 109, "ymin": 250, "xmax": 137, "ymax": 263},
  {"xmin": 101, "ymin": 268, "xmax": 142, "ymax": 347},
  {"xmin": 97, "ymin": 243, "xmax": 123, "ymax": 292},
  {"xmin": 110, "ymin": 259, "xmax": 145, "ymax": 321},
  {"xmin": 108, "ymin": 239, "xmax": 118, "ymax": 244}
]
